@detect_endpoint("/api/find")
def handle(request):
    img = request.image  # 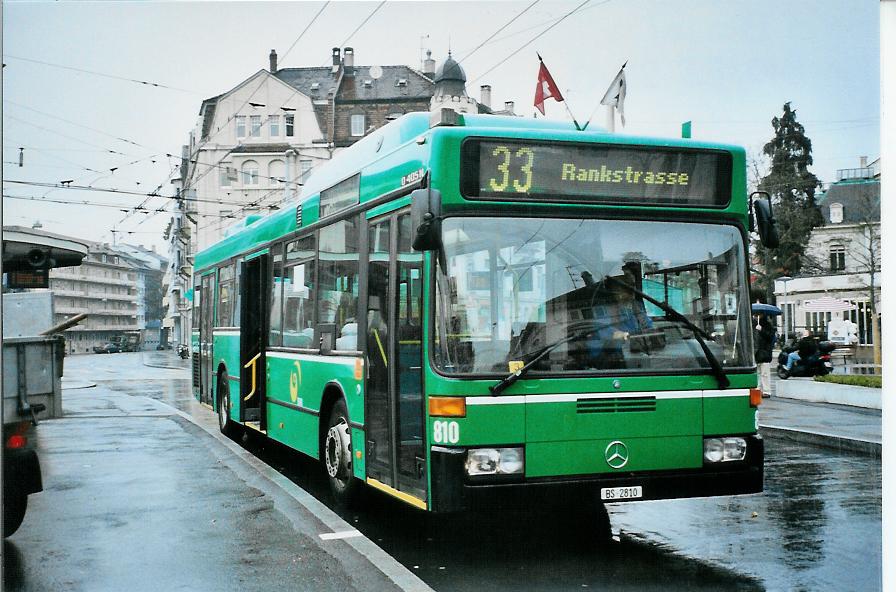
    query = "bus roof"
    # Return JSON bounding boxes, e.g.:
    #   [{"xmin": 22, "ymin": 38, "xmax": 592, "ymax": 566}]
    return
[{"xmin": 195, "ymin": 112, "xmax": 744, "ymax": 273}]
